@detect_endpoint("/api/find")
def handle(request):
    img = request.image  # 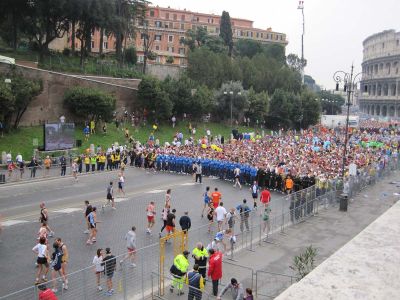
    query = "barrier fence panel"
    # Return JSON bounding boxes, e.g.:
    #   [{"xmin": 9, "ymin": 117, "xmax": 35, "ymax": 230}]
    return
[
  {"xmin": 255, "ymin": 270, "xmax": 299, "ymax": 299},
  {"xmin": 221, "ymin": 261, "xmax": 254, "ymax": 291}
]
